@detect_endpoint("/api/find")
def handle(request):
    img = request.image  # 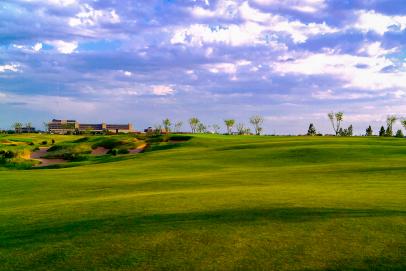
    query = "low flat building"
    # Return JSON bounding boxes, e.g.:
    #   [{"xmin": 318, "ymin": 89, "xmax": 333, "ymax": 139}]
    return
[{"xmin": 48, "ymin": 119, "xmax": 133, "ymax": 134}]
